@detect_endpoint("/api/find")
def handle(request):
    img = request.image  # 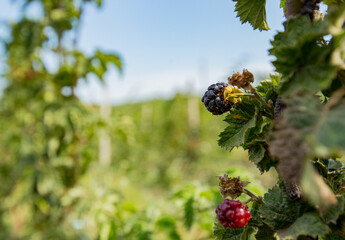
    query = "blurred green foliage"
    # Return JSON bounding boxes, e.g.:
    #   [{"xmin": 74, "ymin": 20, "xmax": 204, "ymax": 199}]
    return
[{"xmin": 0, "ymin": 0, "xmax": 273, "ymax": 239}]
